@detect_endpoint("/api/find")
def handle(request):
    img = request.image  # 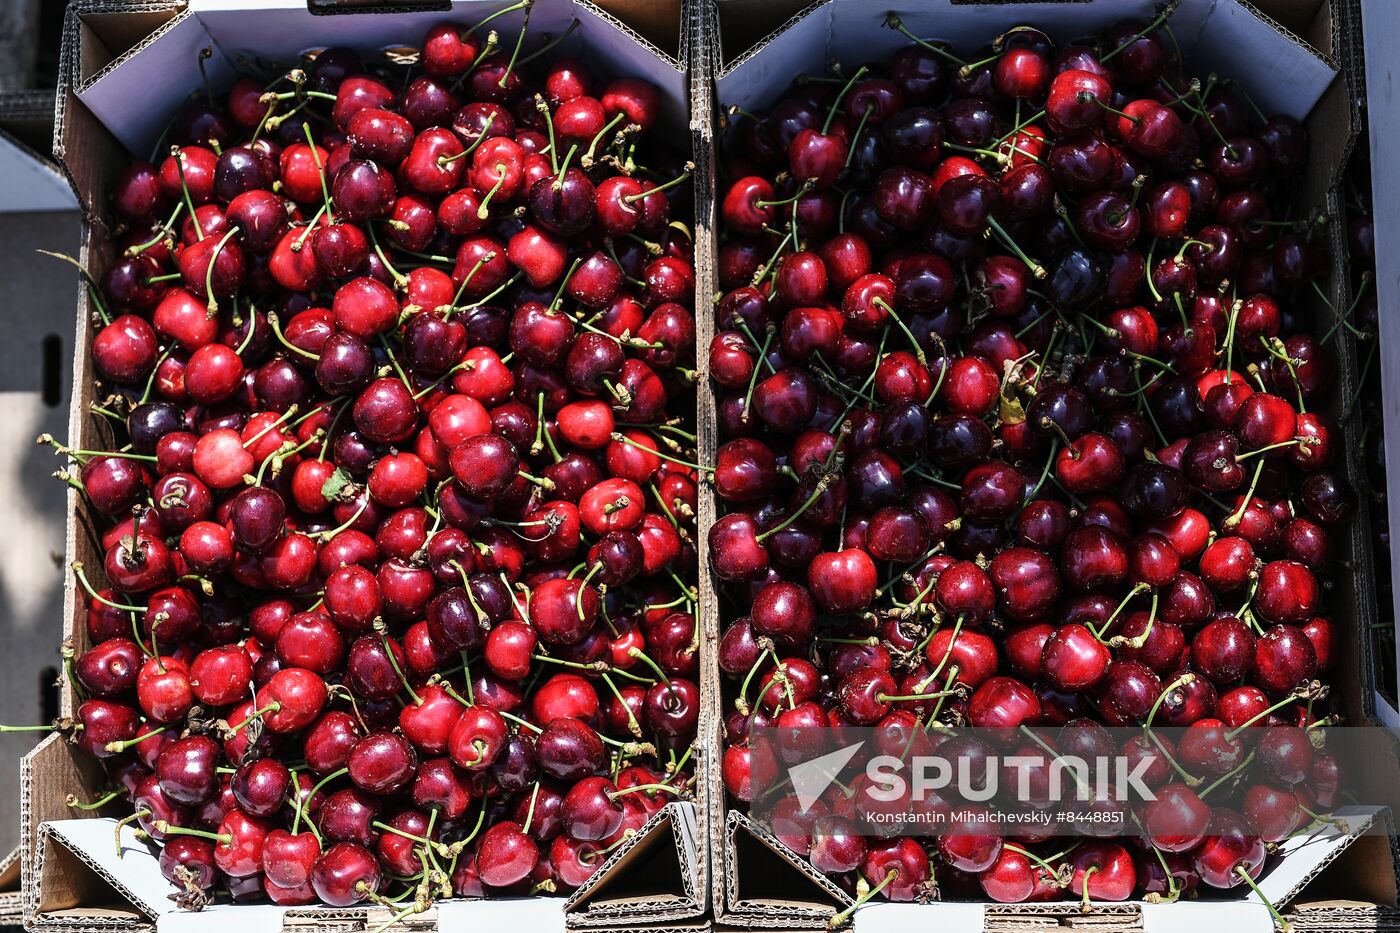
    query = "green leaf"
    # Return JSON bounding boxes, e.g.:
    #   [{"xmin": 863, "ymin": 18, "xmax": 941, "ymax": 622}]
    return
[{"xmin": 320, "ymin": 467, "xmax": 354, "ymax": 502}]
